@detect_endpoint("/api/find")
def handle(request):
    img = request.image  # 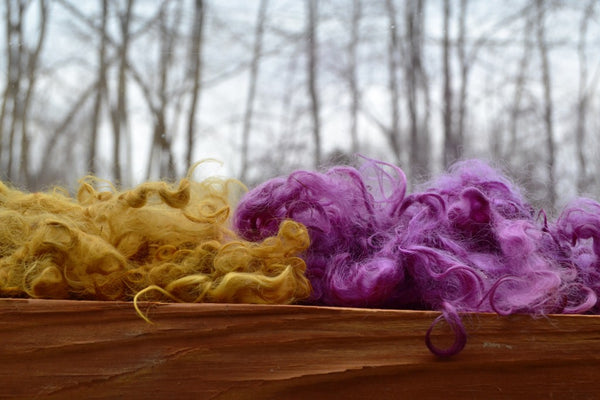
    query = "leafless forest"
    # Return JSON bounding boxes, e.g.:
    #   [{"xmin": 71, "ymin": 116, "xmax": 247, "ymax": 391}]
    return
[{"xmin": 1, "ymin": 0, "xmax": 599, "ymax": 212}]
